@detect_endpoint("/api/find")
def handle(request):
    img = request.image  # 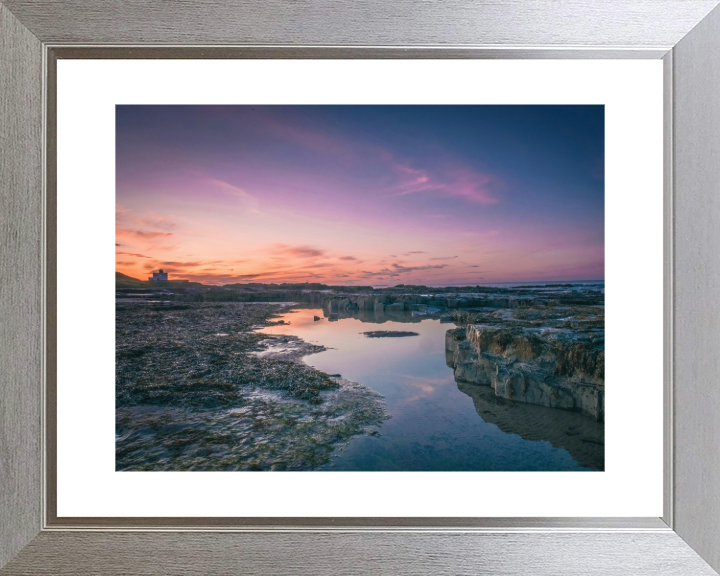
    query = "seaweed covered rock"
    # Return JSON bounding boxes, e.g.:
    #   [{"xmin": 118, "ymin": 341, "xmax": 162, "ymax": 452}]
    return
[{"xmin": 115, "ymin": 302, "xmax": 389, "ymax": 470}]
